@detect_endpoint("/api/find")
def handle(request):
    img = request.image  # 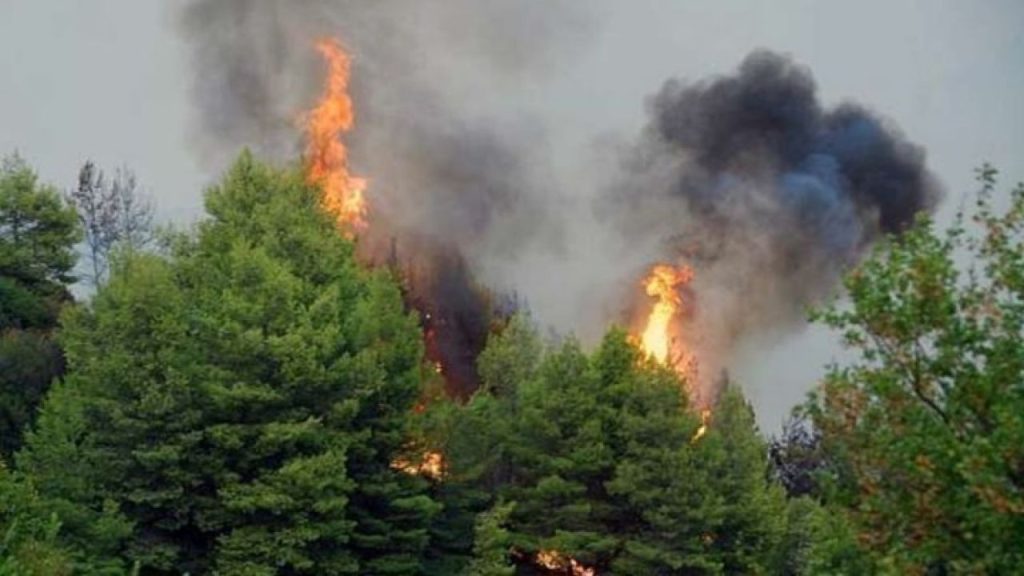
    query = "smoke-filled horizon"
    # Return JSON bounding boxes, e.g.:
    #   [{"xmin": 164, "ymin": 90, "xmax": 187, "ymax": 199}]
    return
[{"xmin": 177, "ymin": 1, "xmax": 940, "ymax": 398}]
